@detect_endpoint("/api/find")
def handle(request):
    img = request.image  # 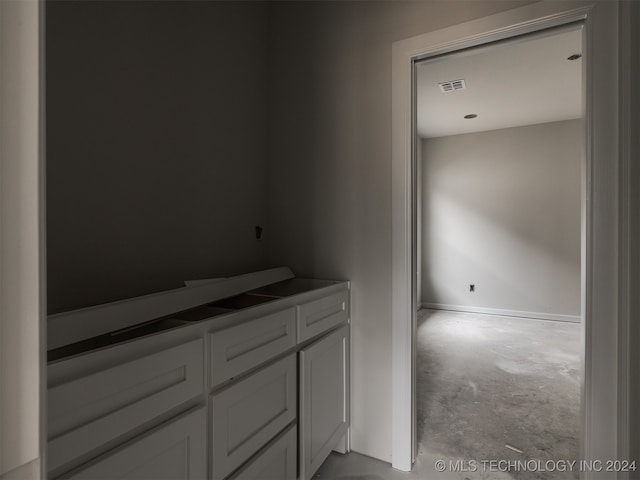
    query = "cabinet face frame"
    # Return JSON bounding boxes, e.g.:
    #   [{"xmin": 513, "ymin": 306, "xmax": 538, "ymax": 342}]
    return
[{"xmin": 298, "ymin": 324, "xmax": 350, "ymax": 480}]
